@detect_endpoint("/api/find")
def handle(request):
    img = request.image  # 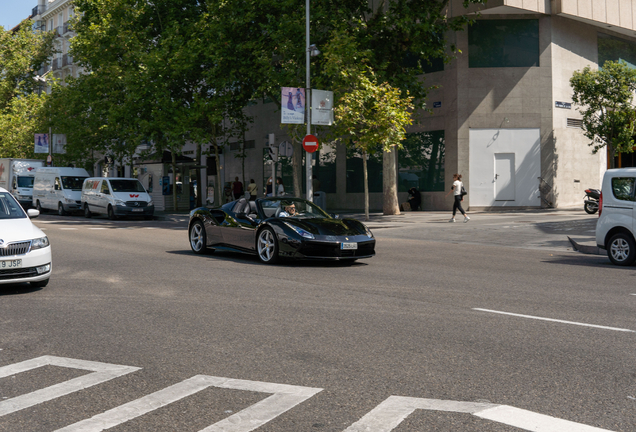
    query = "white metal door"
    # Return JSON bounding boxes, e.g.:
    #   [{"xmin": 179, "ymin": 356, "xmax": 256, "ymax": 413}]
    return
[{"xmin": 495, "ymin": 153, "xmax": 515, "ymax": 201}]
